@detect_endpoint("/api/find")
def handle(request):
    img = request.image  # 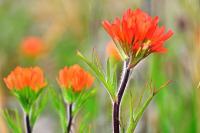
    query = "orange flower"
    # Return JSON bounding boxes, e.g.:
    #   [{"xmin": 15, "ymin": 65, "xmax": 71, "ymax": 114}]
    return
[
  {"xmin": 21, "ymin": 37, "xmax": 44, "ymax": 57},
  {"xmin": 4, "ymin": 67, "xmax": 46, "ymax": 91},
  {"xmin": 58, "ymin": 64, "xmax": 94, "ymax": 92},
  {"xmin": 106, "ymin": 41, "xmax": 121, "ymax": 61}
]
